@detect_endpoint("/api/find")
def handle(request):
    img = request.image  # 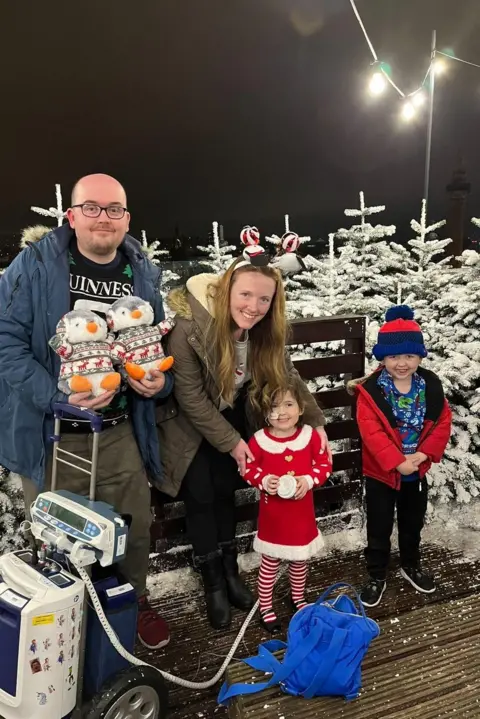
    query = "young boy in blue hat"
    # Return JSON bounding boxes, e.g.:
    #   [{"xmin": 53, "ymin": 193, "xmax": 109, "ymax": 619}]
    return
[{"xmin": 351, "ymin": 306, "xmax": 452, "ymax": 607}]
